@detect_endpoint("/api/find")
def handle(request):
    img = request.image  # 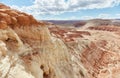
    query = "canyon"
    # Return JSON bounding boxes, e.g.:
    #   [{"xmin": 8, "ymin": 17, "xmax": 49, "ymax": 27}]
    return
[{"xmin": 0, "ymin": 3, "xmax": 120, "ymax": 78}]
